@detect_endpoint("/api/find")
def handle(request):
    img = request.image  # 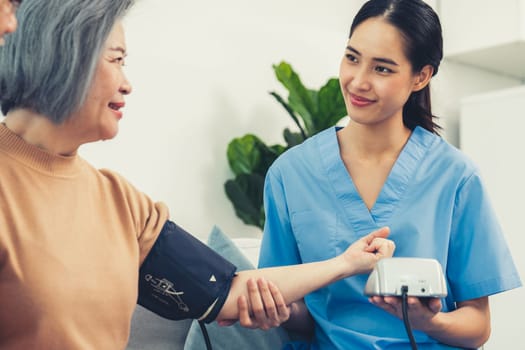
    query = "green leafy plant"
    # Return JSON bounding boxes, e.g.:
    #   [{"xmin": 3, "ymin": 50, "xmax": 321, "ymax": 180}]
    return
[{"xmin": 224, "ymin": 61, "xmax": 347, "ymax": 230}]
